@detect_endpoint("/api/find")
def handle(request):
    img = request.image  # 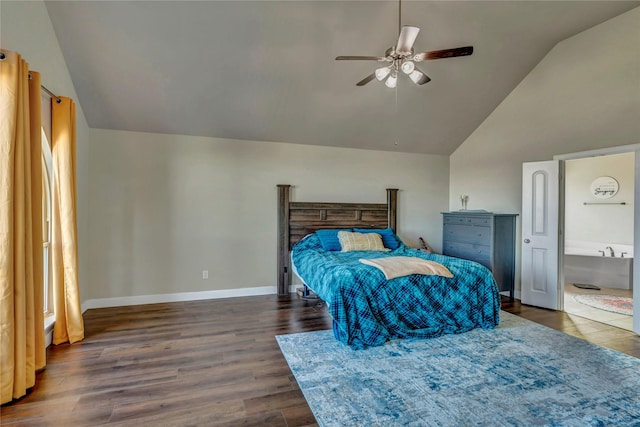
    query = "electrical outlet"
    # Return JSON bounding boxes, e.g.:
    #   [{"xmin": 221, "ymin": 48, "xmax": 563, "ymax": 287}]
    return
[{"xmin": 202, "ymin": 270, "xmax": 208, "ymax": 279}]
